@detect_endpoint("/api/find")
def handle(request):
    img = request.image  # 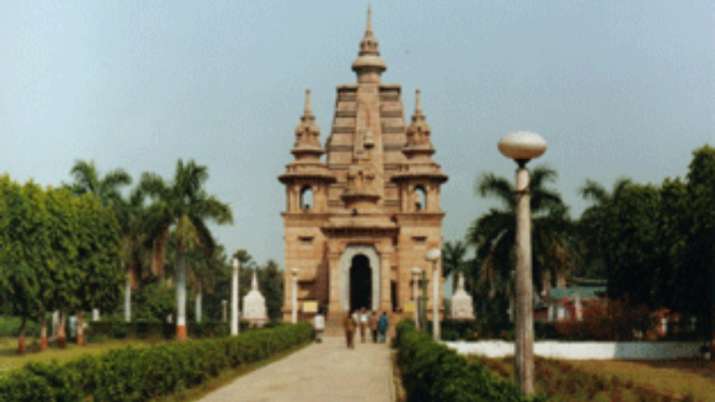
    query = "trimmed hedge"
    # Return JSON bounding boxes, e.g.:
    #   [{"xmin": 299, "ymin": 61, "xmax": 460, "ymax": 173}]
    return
[
  {"xmin": 88, "ymin": 320, "xmax": 241, "ymax": 340},
  {"xmin": 395, "ymin": 321, "xmax": 547, "ymax": 402},
  {"xmin": 0, "ymin": 323, "xmax": 313, "ymax": 402}
]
